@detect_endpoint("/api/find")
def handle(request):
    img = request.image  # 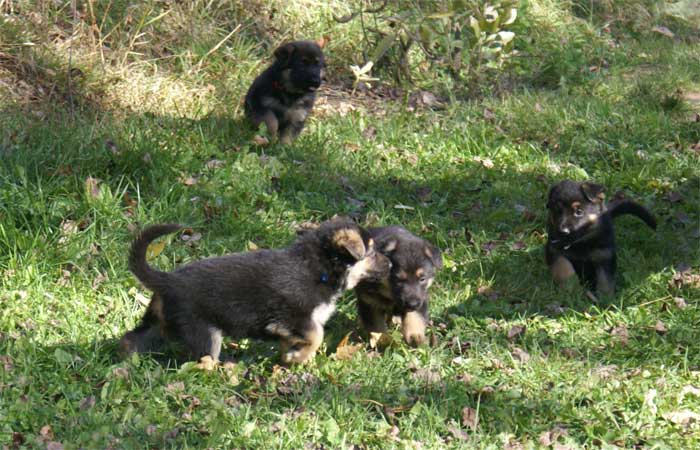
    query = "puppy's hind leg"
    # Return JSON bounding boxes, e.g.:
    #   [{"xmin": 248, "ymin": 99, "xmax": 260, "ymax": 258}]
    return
[
  {"xmin": 280, "ymin": 322, "xmax": 324, "ymax": 365},
  {"xmin": 180, "ymin": 320, "xmax": 223, "ymax": 362},
  {"xmin": 261, "ymin": 110, "xmax": 279, "ymax": 139}
]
